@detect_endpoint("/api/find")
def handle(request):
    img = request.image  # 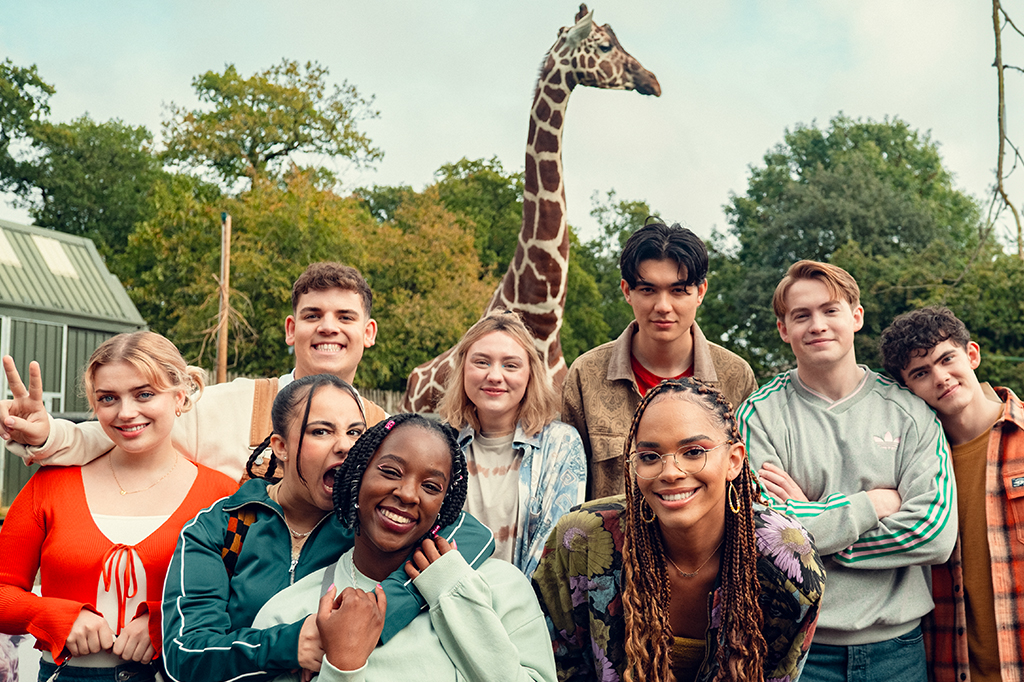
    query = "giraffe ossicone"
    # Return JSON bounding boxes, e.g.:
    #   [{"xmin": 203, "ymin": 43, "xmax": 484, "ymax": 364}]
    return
[{"xmin": 402, "ymin": 4, "xmax": 660, "ymax": 413}]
